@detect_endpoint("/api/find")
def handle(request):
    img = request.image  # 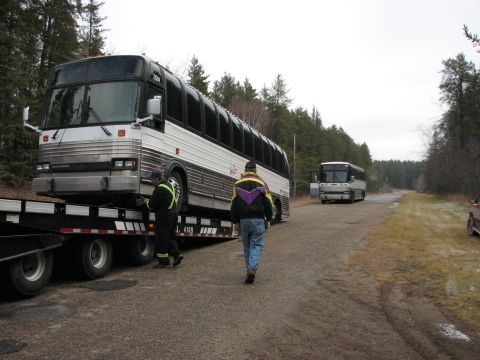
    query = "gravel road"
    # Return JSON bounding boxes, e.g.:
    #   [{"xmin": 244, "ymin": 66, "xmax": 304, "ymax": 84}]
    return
[{"xmin": 1, "ymin": 193, "xmax": 479, "ymax": 359}]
